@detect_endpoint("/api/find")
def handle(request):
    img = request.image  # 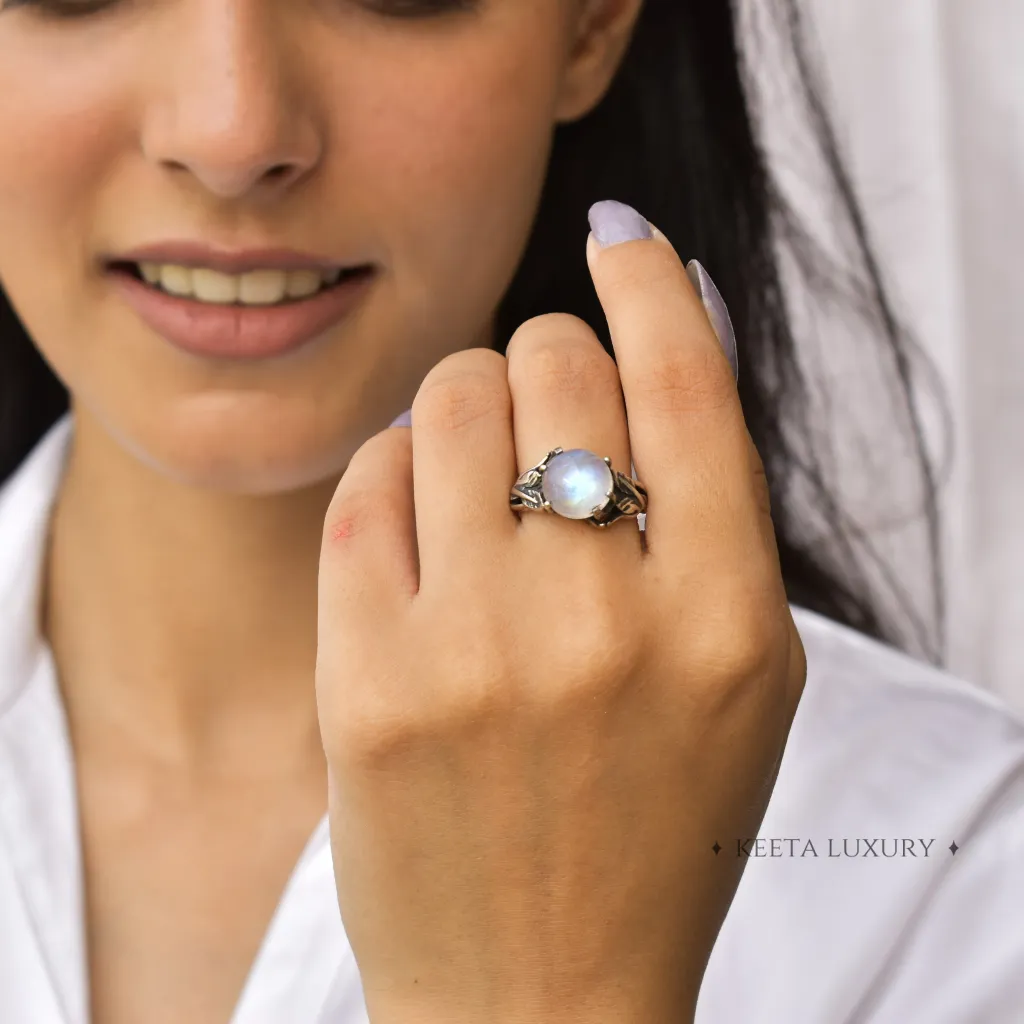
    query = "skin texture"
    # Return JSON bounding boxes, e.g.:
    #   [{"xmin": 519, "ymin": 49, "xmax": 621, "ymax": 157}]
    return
[
  {"xmin": 317, "ymin": 230, "xmax": 806, "ymax": 1023},
  {"xmin": 0, "ymin": 1, "xmax": 808, "ymax": 1022}
]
